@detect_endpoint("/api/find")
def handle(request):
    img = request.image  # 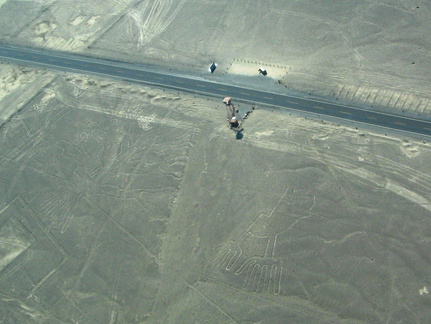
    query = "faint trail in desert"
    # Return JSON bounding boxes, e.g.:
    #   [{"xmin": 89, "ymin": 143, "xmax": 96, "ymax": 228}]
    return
[
  {"xmin": 198, "ymin": 276, "xmax": 340, "ymax": 322},
  {"xmin": 86, "ymin": 0, "xmax": 144, "ymax": 49},
  {"xmin": 209, "ymin": 187, "xmax": 315, "ymax": 294},
  {"xmin": 323, "ymin": 142, "xmax": 431, "ymax": 211},
  {"xmin": 161, "ymin": 0, "xmax": 214, "ymax": 29},
  {"xmin": 0, "ymin": 291, "xmax": 65, "ymax": 323},
  {"xmin": 325, "ymin": 153, "xmax": 431, "ymax": 212},
  {"xmin": 28, "ymin": 257, "xmax": 68, "ymax": 298},
  {"xmin": 38, "ymin": 188, "xmax": 75, "ymax": 233},
  {"xmin": 1, "ymin": 105, "xmax": 69, "ymax": 210},
  {"xmin": 109, "ymin": 260, "xmax": 121, "ymax": 324},
  {"xmin": 246, "ymin": 132, "xmax": 431, "ymax": 213},
  {"xmin": 185, "ymin": 280, "xmax": 239, "ymax": 323},
  {"xmin": 122, "ymin": 0, "xmax": 187, "ymax": 47}
]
